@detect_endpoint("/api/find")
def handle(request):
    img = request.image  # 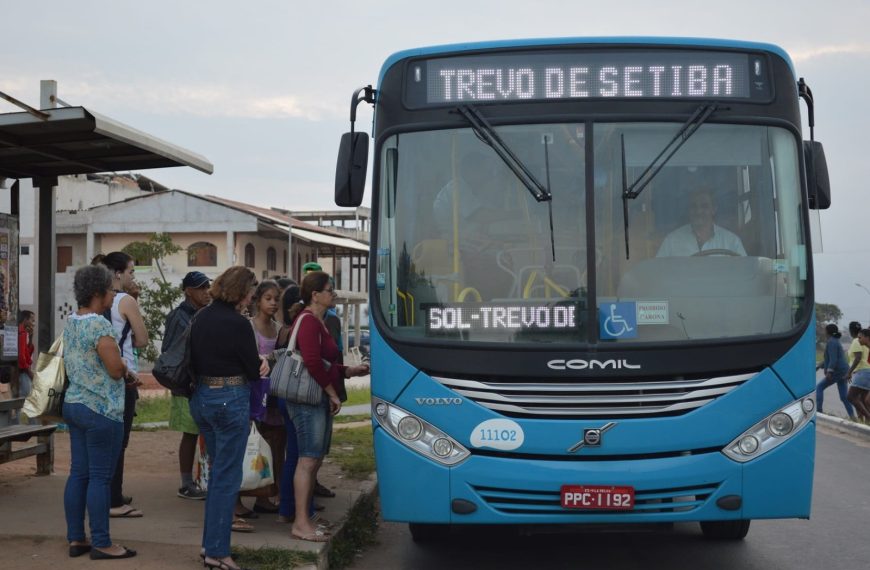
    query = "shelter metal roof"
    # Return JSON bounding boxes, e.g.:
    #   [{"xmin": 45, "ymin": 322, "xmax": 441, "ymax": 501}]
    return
[
  {"xmin": 291, "ymin": 227, "xmax": 369, "ymax": 253},
  {"xmin": 0, "ymin": 106, "xmax": 213, "ymax": 179}
]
